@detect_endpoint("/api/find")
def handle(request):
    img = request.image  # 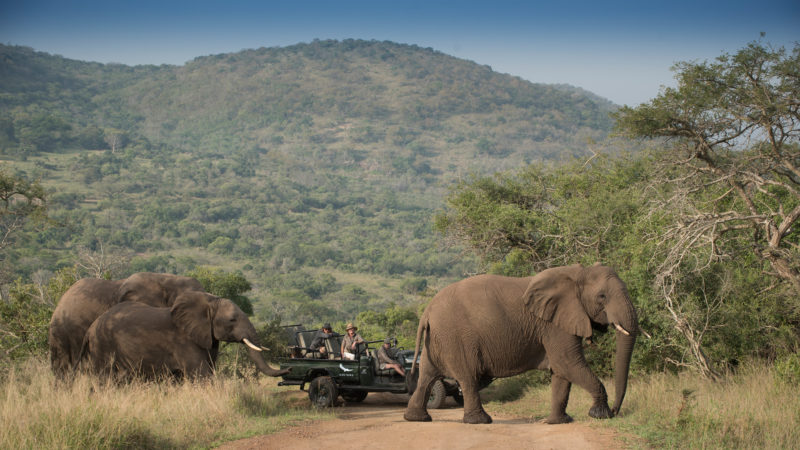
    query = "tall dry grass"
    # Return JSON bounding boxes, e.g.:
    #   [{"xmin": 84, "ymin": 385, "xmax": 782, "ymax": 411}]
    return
[
  {"xmin": 1, "ymin": 358, "xmax": 330, "ymax": 449},
  {"xmin": 485, "ymin": 362, "xmax": 800, "ymax": 449}
]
